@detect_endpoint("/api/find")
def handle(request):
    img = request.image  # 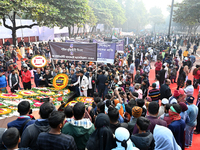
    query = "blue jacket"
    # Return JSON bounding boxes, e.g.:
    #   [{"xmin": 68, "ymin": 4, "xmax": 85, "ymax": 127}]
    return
[
  {"xmin": 97, "ymin": 74, "xmax": 107, "ymax": 89},
  {"xmin": 7, "ymin": 117, "xmax": 35, "ymax": 133},
  {"xmin": 0, "ymin": 75, "xmax": 7, "ymax": 88}
]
